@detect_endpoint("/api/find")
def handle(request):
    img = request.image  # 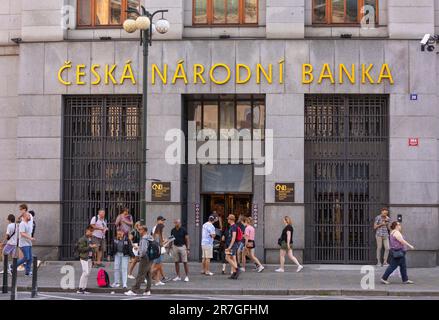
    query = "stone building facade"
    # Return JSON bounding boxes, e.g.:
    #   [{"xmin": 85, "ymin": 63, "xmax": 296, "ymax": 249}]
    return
[{"xmin": 0, "ymin": 0, "xmax": 438, "ymax": 266}]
